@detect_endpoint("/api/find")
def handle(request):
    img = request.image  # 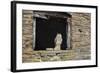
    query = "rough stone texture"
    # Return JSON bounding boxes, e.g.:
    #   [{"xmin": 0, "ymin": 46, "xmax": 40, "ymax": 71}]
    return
[
  {"xmin": 71, "ymin": 13, "xmax": 91, "ymax": 60},
  {"xmin": 22, "ymin": 10, "xmax": 33, "ymax": 53},
  {"xmin": 22, "ymin": 10, "xmax": 91, "ymax": 63},
  {"xmin": 23, "ymin": 50, "xmax": 78, "ymax": 63},
  {"xmin": 71, "ymin": 13, "xmax": 91, "ymax": 47}
]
